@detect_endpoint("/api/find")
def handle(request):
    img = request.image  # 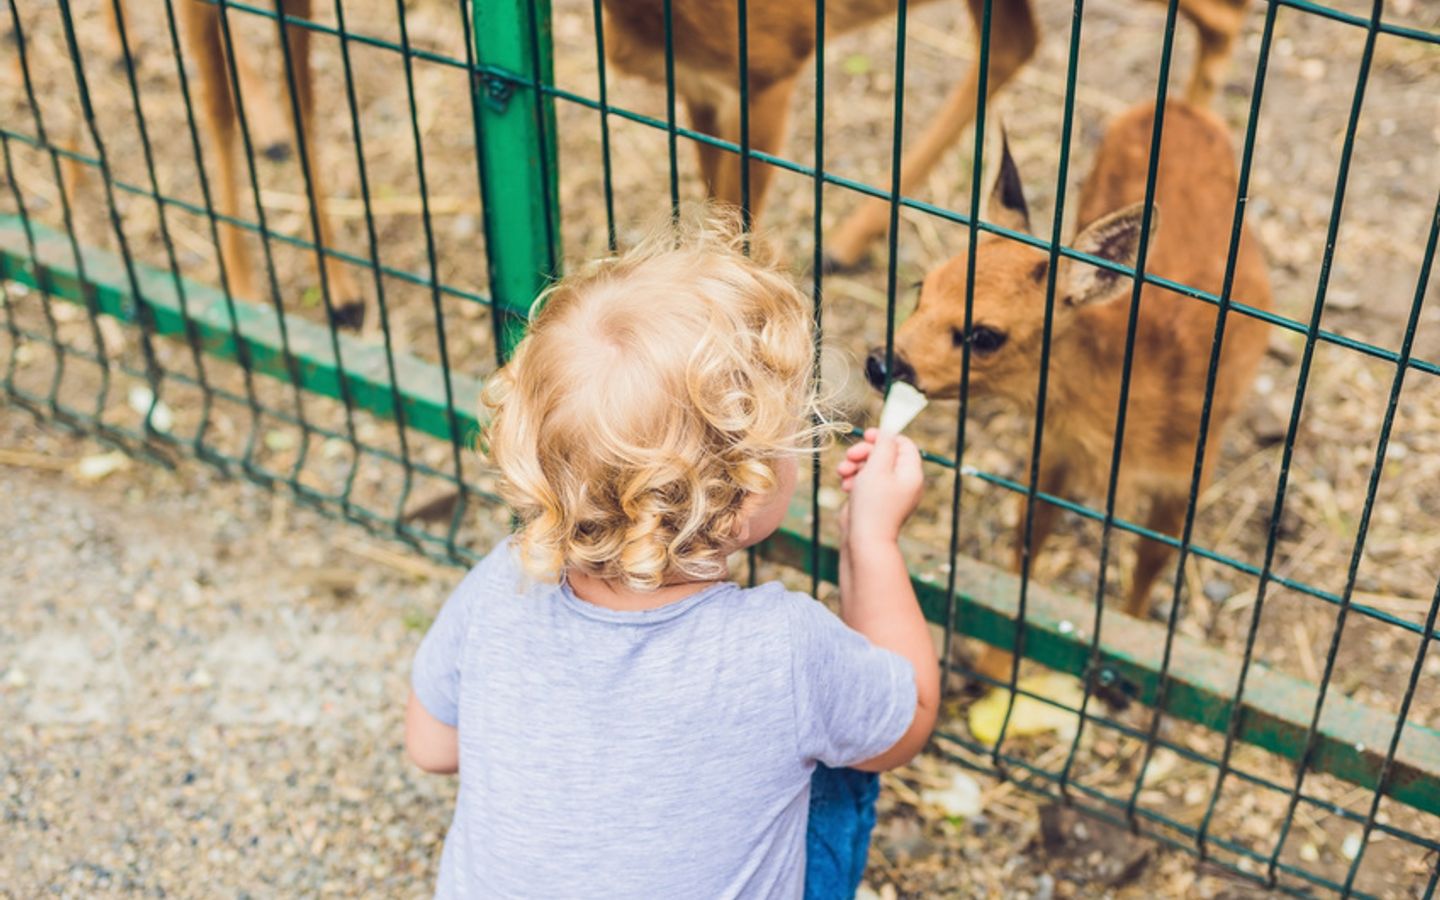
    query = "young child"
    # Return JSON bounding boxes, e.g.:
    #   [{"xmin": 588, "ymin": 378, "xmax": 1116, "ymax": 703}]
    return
[{"xmin": 405, "ymin": 214, "xmax": 939, "ymax": 898}]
